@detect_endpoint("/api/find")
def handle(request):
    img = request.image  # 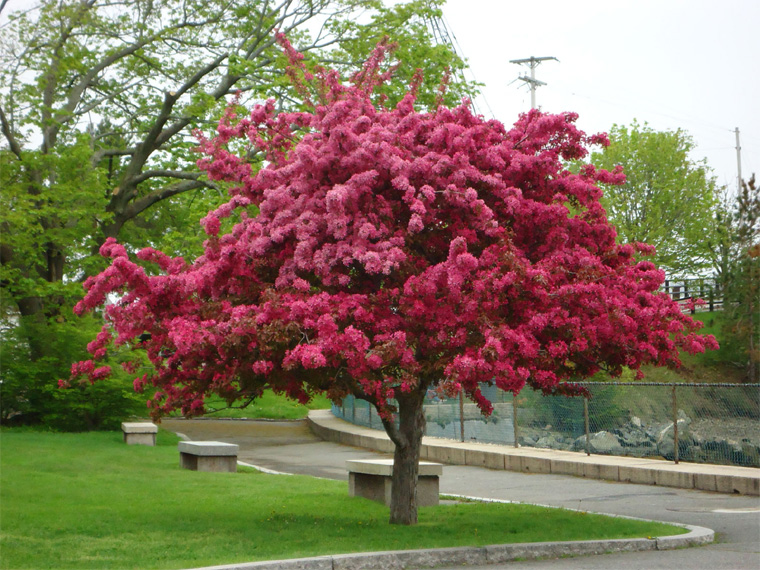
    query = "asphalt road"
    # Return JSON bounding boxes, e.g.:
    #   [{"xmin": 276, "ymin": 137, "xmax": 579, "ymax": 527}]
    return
[{"xmin": 161, "ymin": 418, "xmax": 760, "ymax": 570}]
